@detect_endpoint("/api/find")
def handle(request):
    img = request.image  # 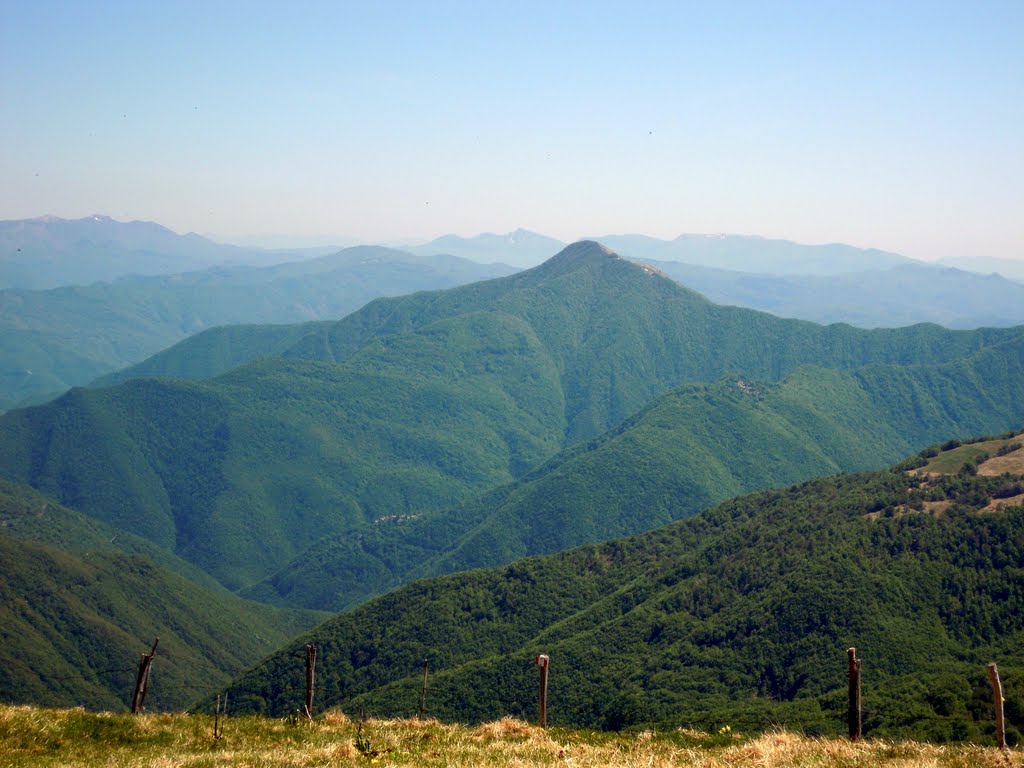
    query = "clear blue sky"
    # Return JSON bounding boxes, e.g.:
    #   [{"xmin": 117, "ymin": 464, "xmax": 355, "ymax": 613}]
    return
[{"xmin": 2, "ymin": 0, "xmax": 1021, "ymax": 260}]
